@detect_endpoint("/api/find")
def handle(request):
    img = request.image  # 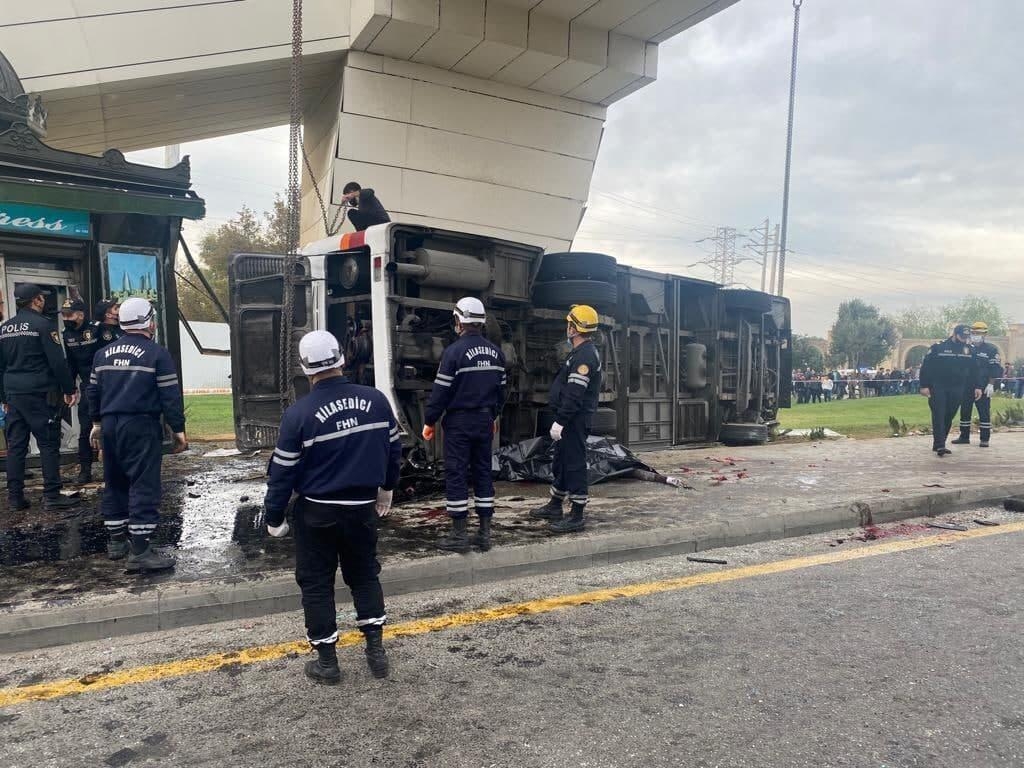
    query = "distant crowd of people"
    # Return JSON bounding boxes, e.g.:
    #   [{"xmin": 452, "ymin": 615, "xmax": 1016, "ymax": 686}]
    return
[{"xmin": 792, "ymin": 363, "xmax": 1024, "ymax": 404}]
